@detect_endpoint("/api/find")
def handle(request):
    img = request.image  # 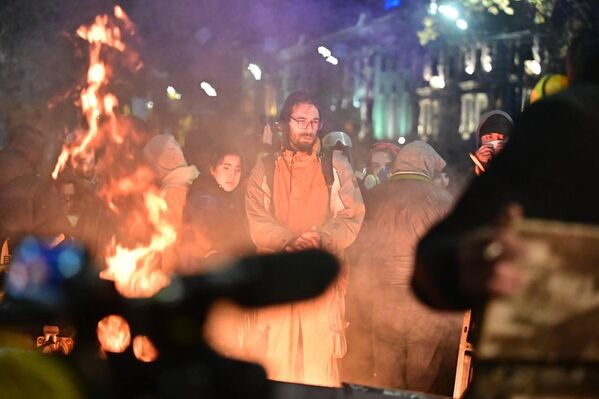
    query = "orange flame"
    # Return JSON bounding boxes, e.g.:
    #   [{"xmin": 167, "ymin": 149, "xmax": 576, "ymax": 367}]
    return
[
  {"xmin": 52, "ymin": 7, "xmax": 125, "ymax": 180},
  {"xmin": 132, "ymin": 335, "xmax": 159, "ymax": 362},
  {"xmin": 100, "ymin": 189, "xmax": 175, "ymax": 297},
  {"xmin": 97, "ymin": 315, "xmax": 131, "ymax": 353},
  {"xmin": 52, "ymin": 6, "xmax": 174, "ymax": 299}
]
